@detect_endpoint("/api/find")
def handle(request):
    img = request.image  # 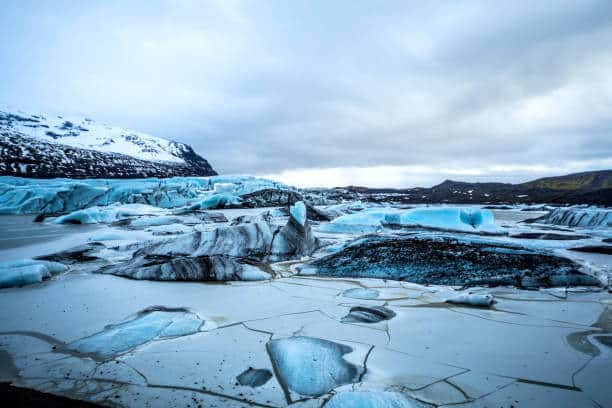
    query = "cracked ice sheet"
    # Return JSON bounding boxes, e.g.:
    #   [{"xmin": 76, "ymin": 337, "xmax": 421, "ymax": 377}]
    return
[
  {"xmin": 440, "ymin": 380, "xmax": 598, "ymax": 408},
  {"xmin": 0, "ymin": 273, "xmax": 317, "ymax": 343},
  {"xmin": 119, "ymin": 325, "xmax": 287, "ymax": 407},
  {"xmin": 573, "ymin": 335, "xmax": 612, "ymax": 407},
  {"xmin": 491, "ymin": 295, "xmax": 607, "ymax": 327},
  {"xmin": 245, "ymin": 310, "xmax": 390, "ymax": 347},
  {"xmin": 386, "ymin": 307, "xmax": 592, "ymax": 387}
]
